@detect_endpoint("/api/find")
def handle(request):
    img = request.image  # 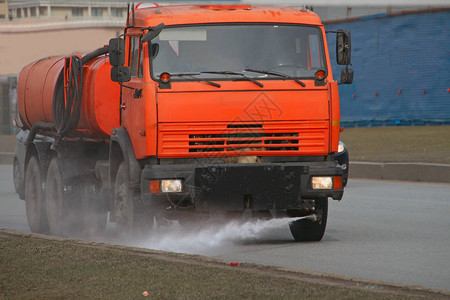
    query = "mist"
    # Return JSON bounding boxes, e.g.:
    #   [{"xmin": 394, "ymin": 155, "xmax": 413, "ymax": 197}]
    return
[{"xmin": 97, "ymin": 217, "xmax": 303, "ymax": 256}]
